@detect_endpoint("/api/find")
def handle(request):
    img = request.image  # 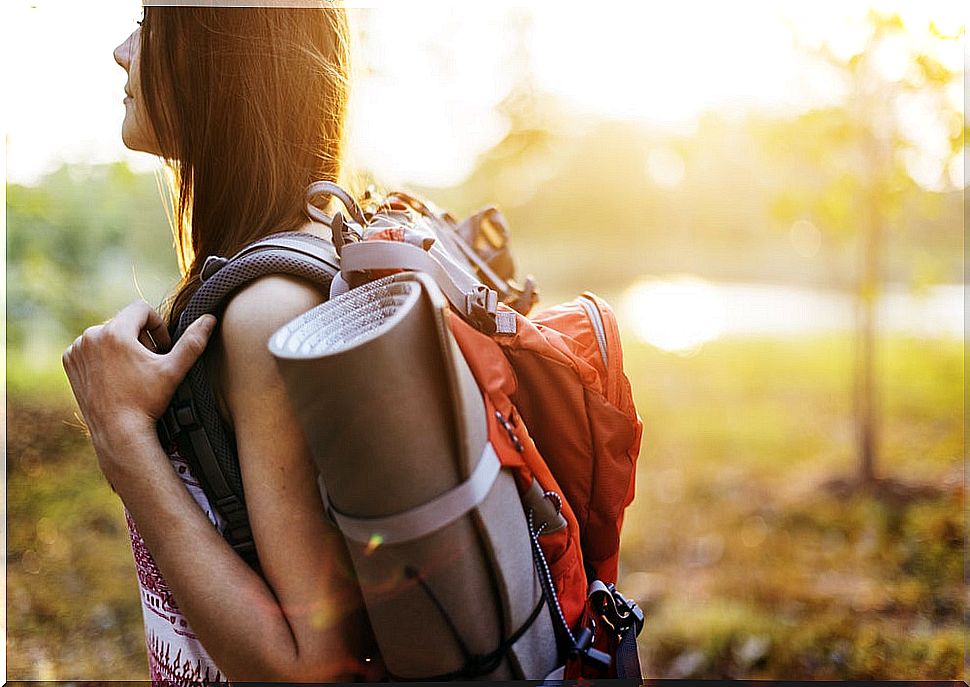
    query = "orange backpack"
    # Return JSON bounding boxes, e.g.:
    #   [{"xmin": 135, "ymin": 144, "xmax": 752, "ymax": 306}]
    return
[
  {"xmin": 449, "ymin": 299, "xmax": 643, "ymax": 678},
  {"xmin": 163, "ymin": 181, "xmax": 644, "ymax": 678}
]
